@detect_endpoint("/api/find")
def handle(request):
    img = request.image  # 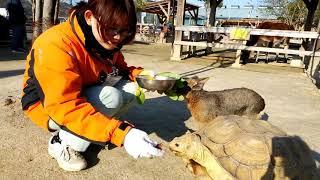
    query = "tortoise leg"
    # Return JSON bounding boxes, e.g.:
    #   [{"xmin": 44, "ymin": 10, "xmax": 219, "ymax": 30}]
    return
[
  {"xmin": 183, "ymin": 158, "xmax": 208, "ymax": 176},
  {"xmin": 186, "ymin": 159, "xmax": 209, "ymax": 177},
  {"xmin": 194, "ymin": 144, "xmax": 235, "ymax": 180},
  {"xmin": 246, "ymin": 114, "xmax": 261, "ymax": 120},
  {"xmin": 196, "ymin": 175, "xmax": 212, "ymax": 180},
  {"xmin": 182, "ymin": 158, "xmax": 197, "ymax": 174}
]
